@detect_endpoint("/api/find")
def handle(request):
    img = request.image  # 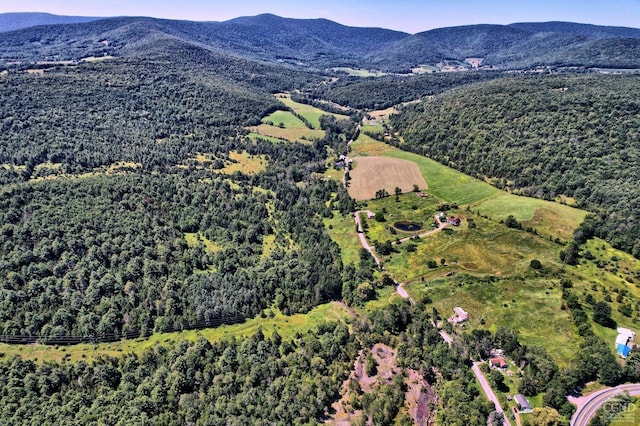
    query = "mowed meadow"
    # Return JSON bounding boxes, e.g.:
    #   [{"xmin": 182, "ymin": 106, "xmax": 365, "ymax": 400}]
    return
[
  {"xmin": 348, "ymin": 156, "xmax": 427, "ymax": 200},
  {"xmin": 248, "ymin": 93, "xmax": 349, "ymax": 143}
]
